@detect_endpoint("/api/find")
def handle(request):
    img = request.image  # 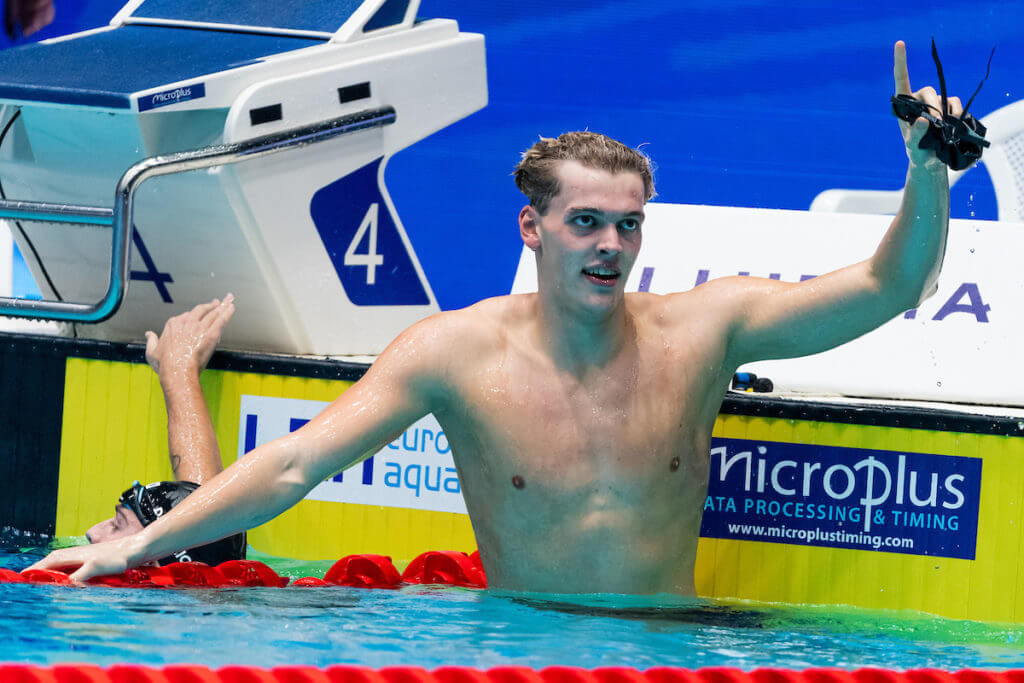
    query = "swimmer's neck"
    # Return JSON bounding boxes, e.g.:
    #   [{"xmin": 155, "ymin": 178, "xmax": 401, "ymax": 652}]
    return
[{"xmin": 532, "ymin": 292, "xmax": 632, "ymax": 371}]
